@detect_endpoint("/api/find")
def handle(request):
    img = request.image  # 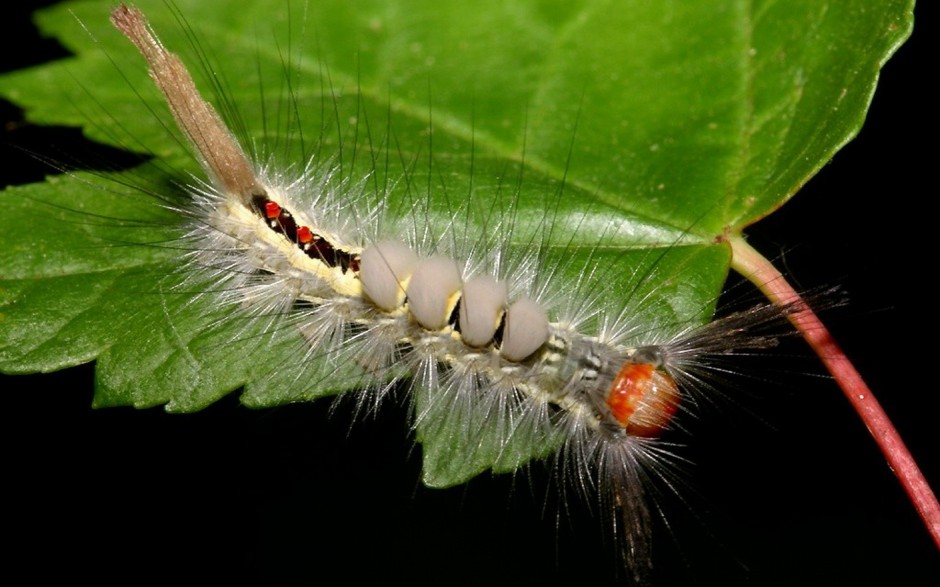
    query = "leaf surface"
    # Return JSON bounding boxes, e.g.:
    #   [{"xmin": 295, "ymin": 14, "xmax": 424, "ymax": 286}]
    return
[{"xmin": 0, "ymin": 0, "xmax": 914, "ymax": 485}]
